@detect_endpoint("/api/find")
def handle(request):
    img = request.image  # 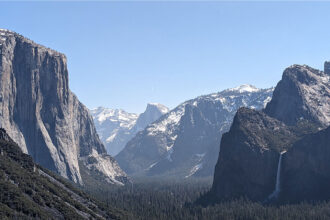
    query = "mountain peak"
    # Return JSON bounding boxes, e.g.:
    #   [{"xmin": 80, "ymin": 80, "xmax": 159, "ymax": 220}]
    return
[
  {"xmin": 265, "ymin": 64, "xmax": 330, "ymax": 127},
  {"xmin": 146, "ymin": 103, "xmax": 169, "ymax": 114},
  {"xmin": 91, "ymin": 103, "xmax": 168, "ymax": 156},
  {"xmin": 133, "ymin": 103, "xmax": 169, "ymax": 132},
  {"xmin": 285, "ymin": 64, "xmax": 324, "ymax": 78},
  {"xmin": 226, "ymin": 84, "xmax": 260, "ymax": 93}
]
